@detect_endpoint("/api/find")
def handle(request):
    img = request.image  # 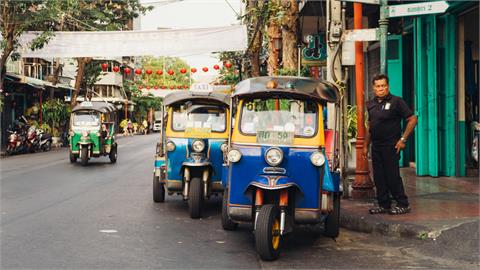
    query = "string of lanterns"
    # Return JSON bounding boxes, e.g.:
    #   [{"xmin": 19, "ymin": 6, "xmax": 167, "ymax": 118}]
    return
[
  {"xmin": 100, "ymin": 62, "xmax": 233, "ymax": 75},
  {"xmin": 100, "ymin": 62, "xmax": 234, "ymax": 90}
]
